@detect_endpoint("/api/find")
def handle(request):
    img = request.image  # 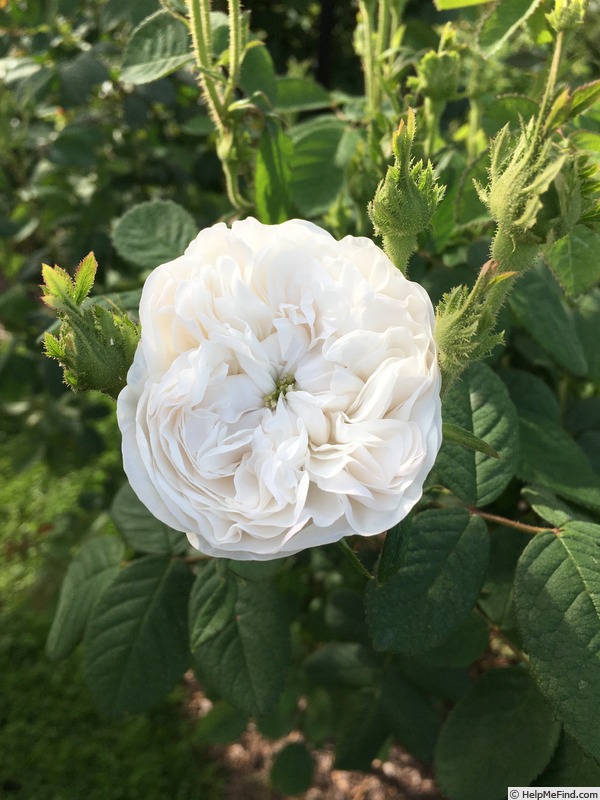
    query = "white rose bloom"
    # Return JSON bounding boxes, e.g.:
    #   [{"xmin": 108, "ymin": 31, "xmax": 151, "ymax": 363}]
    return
[{"xmin": 117, "ymin": 218, "xmax": 442, "ymax": 560}]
